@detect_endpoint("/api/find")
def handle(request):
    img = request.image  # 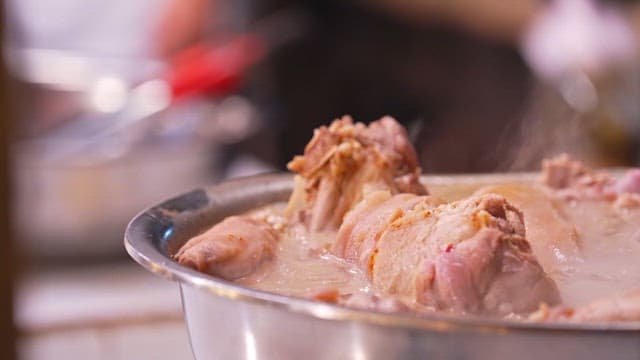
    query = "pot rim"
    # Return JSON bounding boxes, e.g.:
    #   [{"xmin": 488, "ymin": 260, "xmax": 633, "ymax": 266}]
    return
[{"xmin": 124, "ymin": 172, "xmax": 640, "ymax": 335}]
